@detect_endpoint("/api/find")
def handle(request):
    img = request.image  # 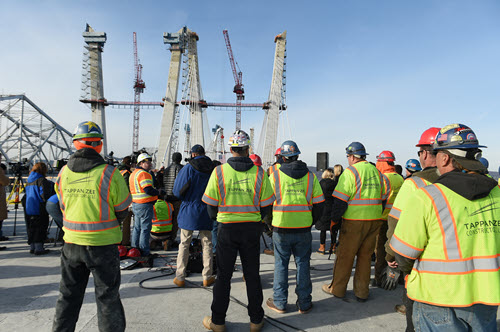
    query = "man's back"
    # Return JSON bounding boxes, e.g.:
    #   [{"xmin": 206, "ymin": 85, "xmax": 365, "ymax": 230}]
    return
[{"xmin": 164, "ymin": 162, "xmax": 183, "ymax": 198}]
